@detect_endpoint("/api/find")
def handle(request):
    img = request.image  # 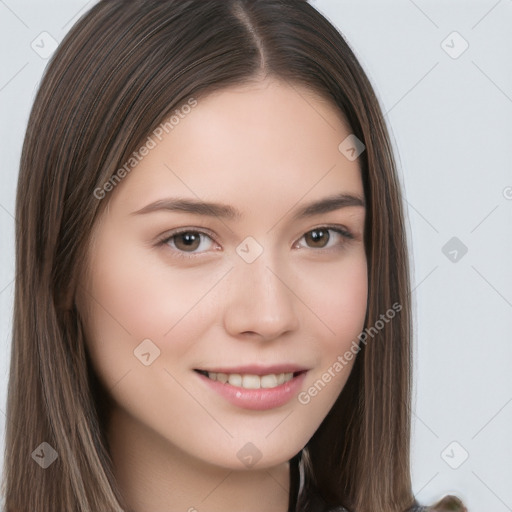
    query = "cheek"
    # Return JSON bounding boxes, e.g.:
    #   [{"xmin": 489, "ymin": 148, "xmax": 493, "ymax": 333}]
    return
[
  {"xmin": 84, "ymin": 232, "xmax": 225, "ymax": 350},
  {"xmin": 80, "ymin": 231, "xmax": 238, "ymax": 406},
  {"xmin": 293, "ymin": 253, "xmax": 367, "ymax": 414},
  {"xmin": 303, "ymin": 252, "xmax": 368, "ymax": 350}
]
